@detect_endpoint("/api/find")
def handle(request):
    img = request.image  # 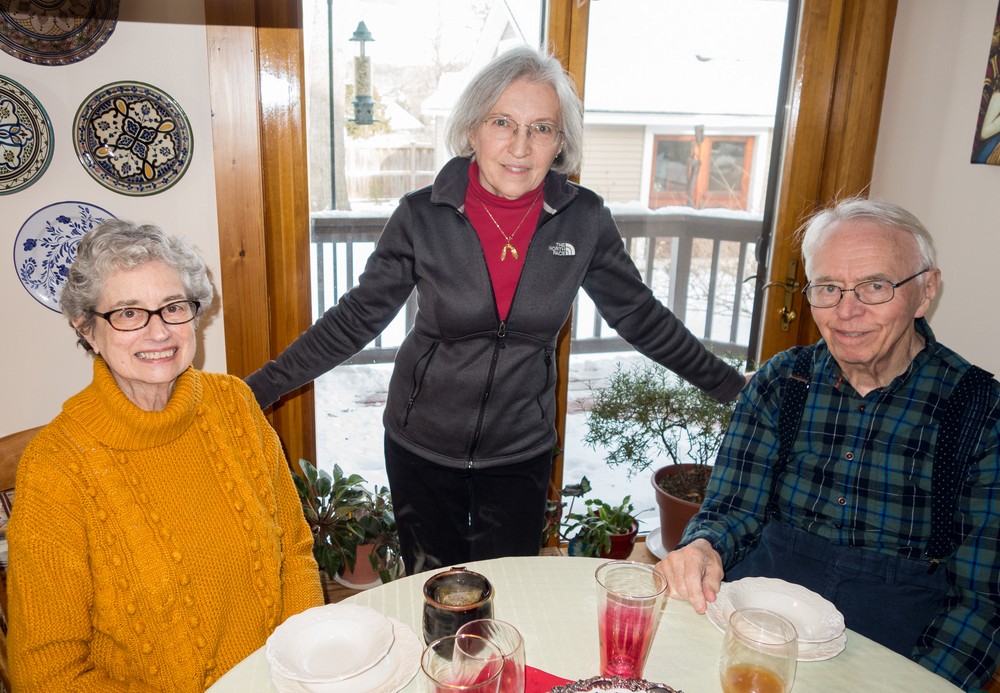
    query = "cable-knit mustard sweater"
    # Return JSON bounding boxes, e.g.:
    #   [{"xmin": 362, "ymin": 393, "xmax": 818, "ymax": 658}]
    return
[{"xmin": 6, "ymin": 359, "xmax": 323, "ymax": 692}]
